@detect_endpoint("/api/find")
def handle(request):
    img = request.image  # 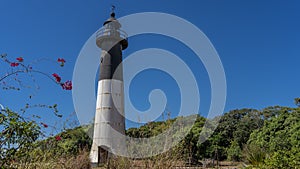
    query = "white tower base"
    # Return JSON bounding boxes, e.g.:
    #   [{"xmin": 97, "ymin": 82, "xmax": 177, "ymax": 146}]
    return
[{"xmin": 90, "ymin": 79, "xmax": 125, "ymax": 166}]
